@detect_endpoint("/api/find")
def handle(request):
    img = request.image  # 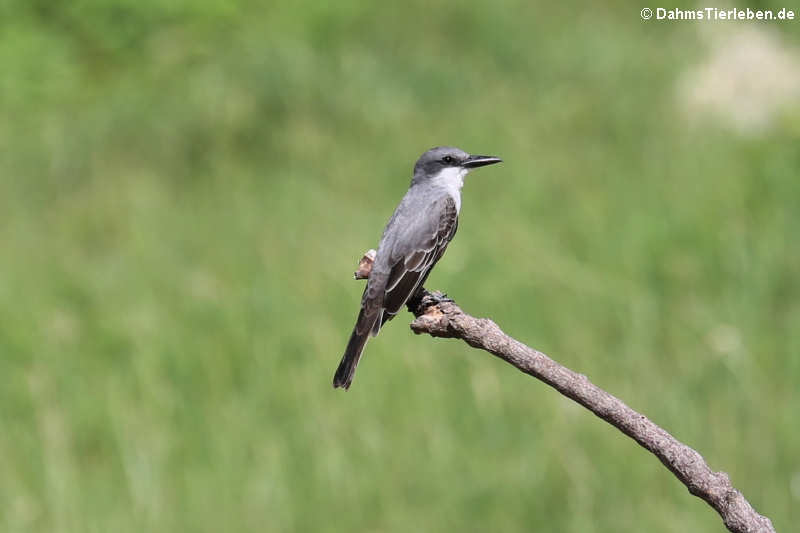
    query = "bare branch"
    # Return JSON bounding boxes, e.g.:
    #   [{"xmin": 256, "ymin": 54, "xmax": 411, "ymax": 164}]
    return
[
  {"xmin": 349, "ymin": 249, "xmax": 775, "ymax": 532},
  {"xmin": 354, "ymin": 249, "xmax": 377, "ymax": 280},
  {"xmin": 406, "ymin": 289, "xmax": 776, "ymax": 533}
]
